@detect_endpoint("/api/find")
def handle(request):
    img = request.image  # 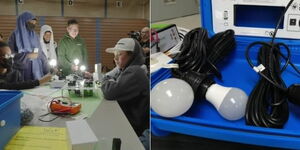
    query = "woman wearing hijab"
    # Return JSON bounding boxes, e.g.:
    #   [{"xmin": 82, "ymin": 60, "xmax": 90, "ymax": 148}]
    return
[
  {"xmin": 8, "ymin": 11, "xmax": 49, "ymax": 80},
  {"xmin": 40, "ymin": 25, "xmax": 57, "ymax": 61}
]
